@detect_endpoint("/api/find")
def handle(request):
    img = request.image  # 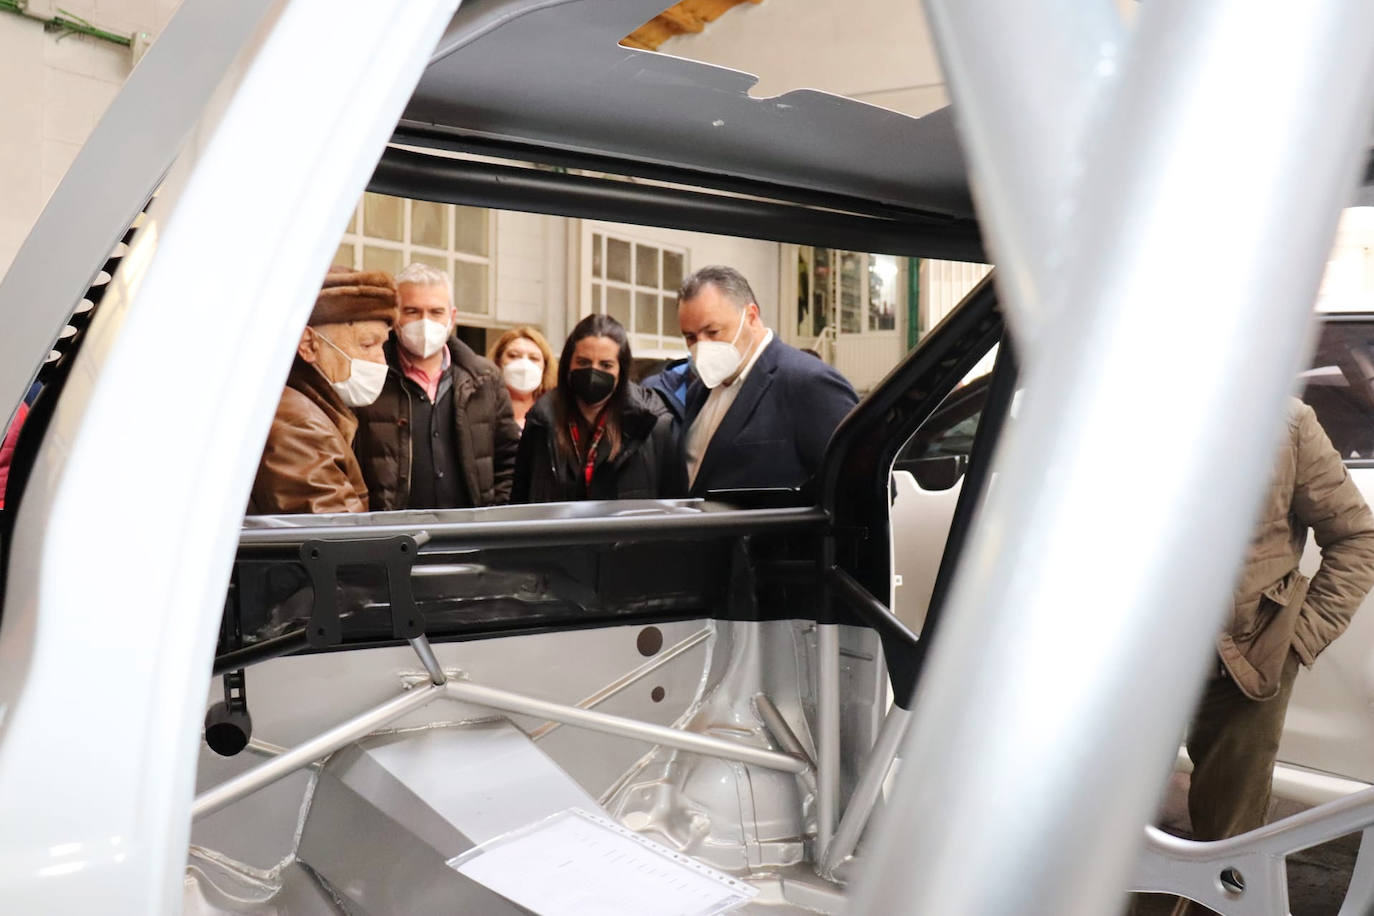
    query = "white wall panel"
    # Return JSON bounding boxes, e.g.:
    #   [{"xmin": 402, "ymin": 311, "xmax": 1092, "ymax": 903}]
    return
[
  {"xmin": 0, "ymin": 1, "xmax": 178, "ymax": 276},
  {"xmin": 494, "ymin": 209, "xmax": 547, "ymax": 327},
  {"xmin": 920, "ymin": 259, "xmax": 992, "ymax": 330},
  {"xmin": 835, "ymin": 334, "xmax": 903, "ymax": 393}
]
